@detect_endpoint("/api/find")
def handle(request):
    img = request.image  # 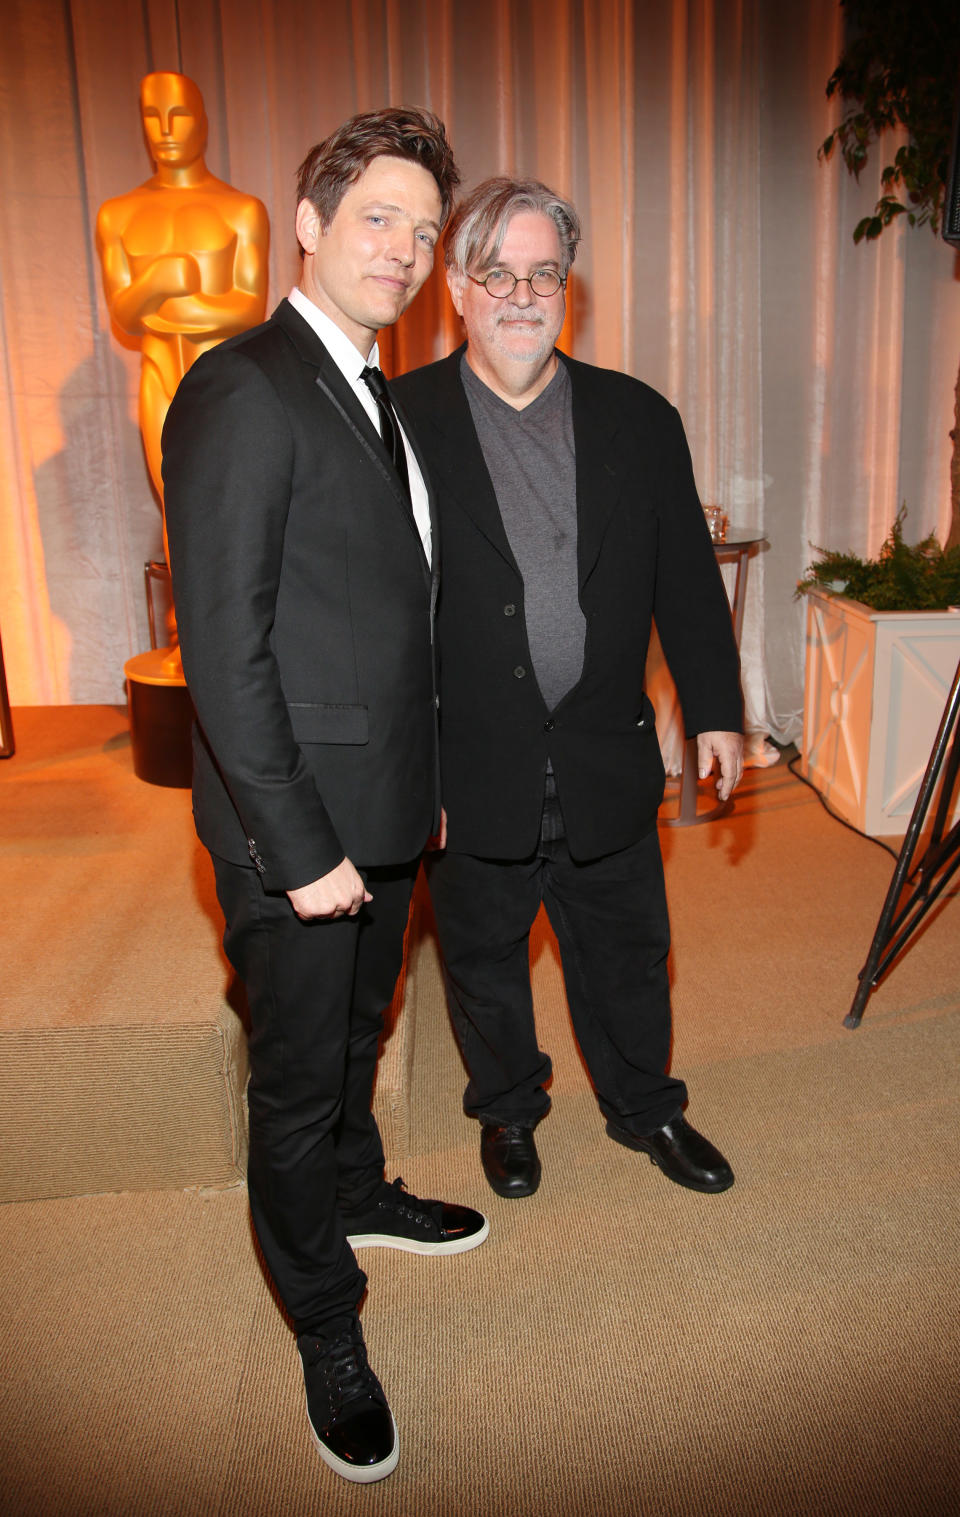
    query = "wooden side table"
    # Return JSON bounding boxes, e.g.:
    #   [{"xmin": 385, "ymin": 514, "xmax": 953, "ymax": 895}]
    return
[{"xmin": 661, "ymin": 527, "xmax": 765, "ymax": 827}]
